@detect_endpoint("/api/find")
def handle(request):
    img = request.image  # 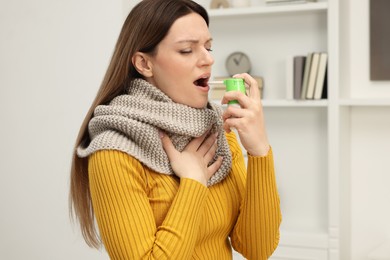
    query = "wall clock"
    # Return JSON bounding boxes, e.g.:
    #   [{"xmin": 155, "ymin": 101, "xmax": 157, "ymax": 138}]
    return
[{"xmin": 225, "ymin": 51, "xmax": 252, "ymax": 76}]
